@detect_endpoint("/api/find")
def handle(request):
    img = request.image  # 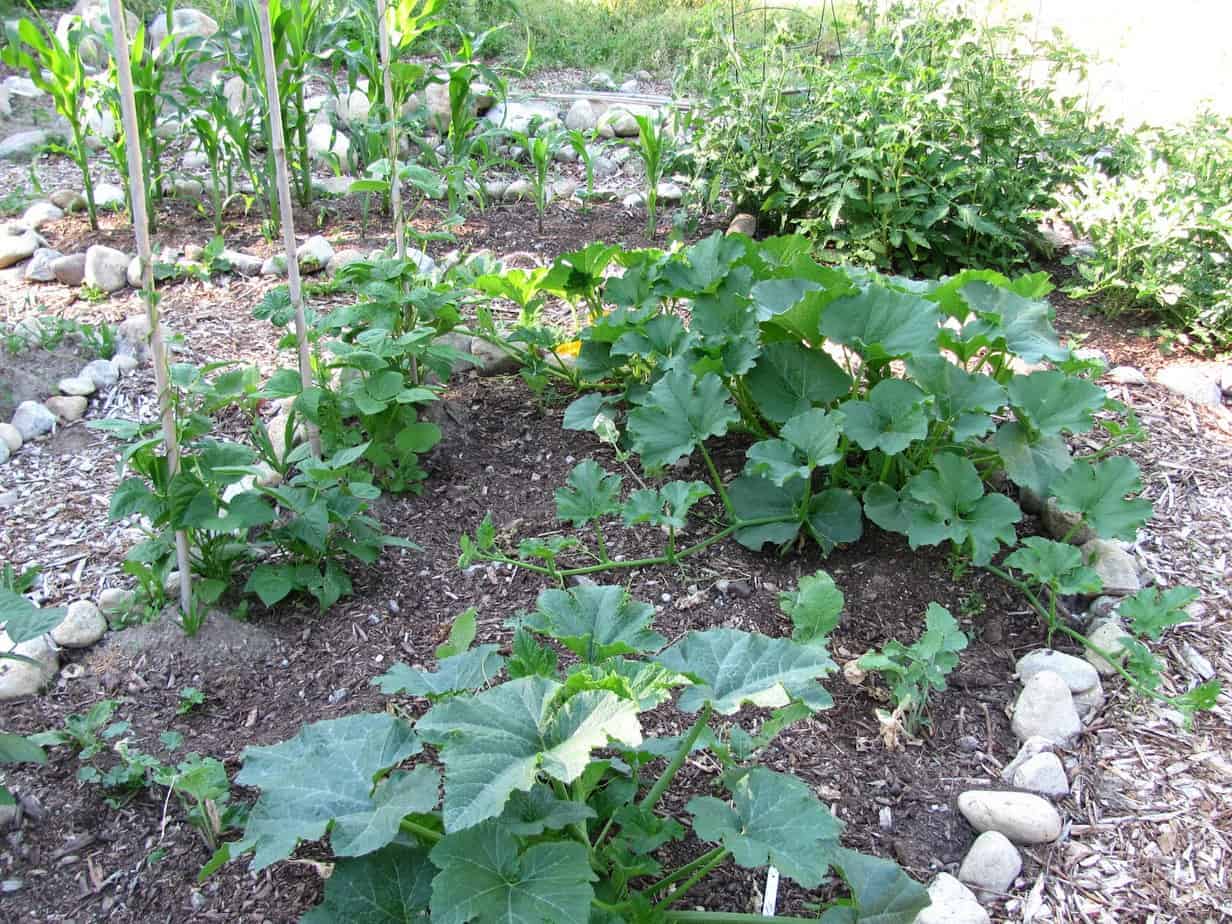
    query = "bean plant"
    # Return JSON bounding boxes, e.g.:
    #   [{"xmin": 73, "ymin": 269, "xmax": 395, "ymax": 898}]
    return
[{"xmin": 207, "ymin": 590, "xmax": 931, "ymax": 922}]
